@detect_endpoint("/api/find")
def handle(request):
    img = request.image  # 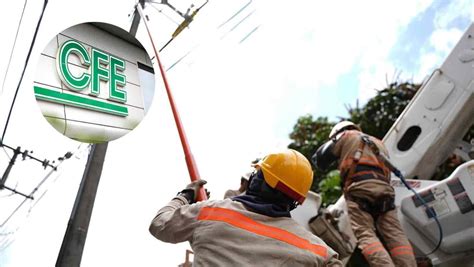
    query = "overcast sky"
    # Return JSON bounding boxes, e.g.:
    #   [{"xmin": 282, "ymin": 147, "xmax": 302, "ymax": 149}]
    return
[{"xmin": 0, "ymin": 0, "xmax": 471, "ymax": 266}]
